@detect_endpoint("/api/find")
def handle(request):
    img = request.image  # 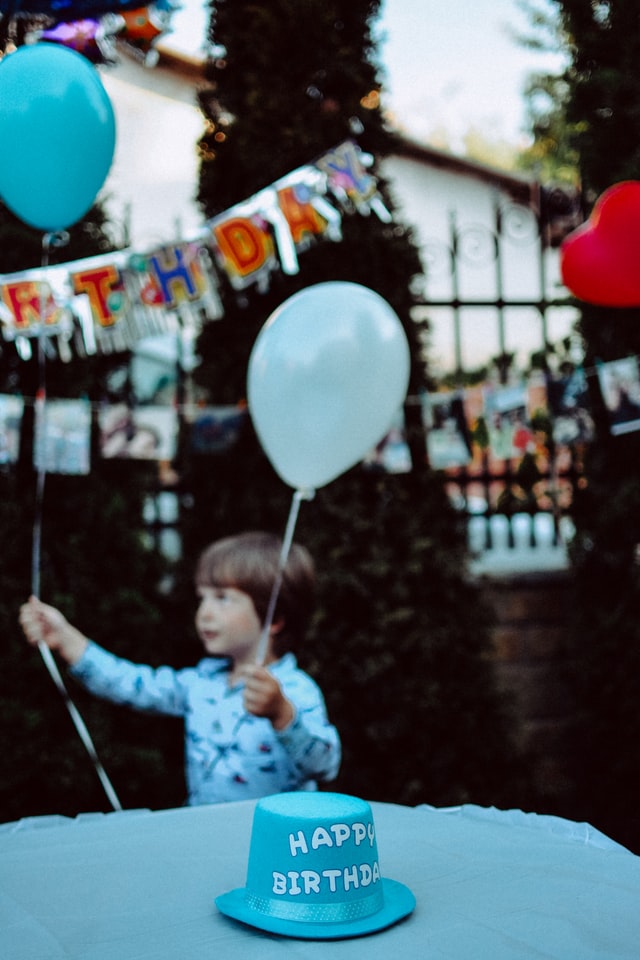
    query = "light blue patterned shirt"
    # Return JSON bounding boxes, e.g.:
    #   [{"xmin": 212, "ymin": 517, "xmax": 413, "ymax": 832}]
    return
[{"xmin": 70, "ymin": 643, "xmax": 341, "ymax": 805}]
